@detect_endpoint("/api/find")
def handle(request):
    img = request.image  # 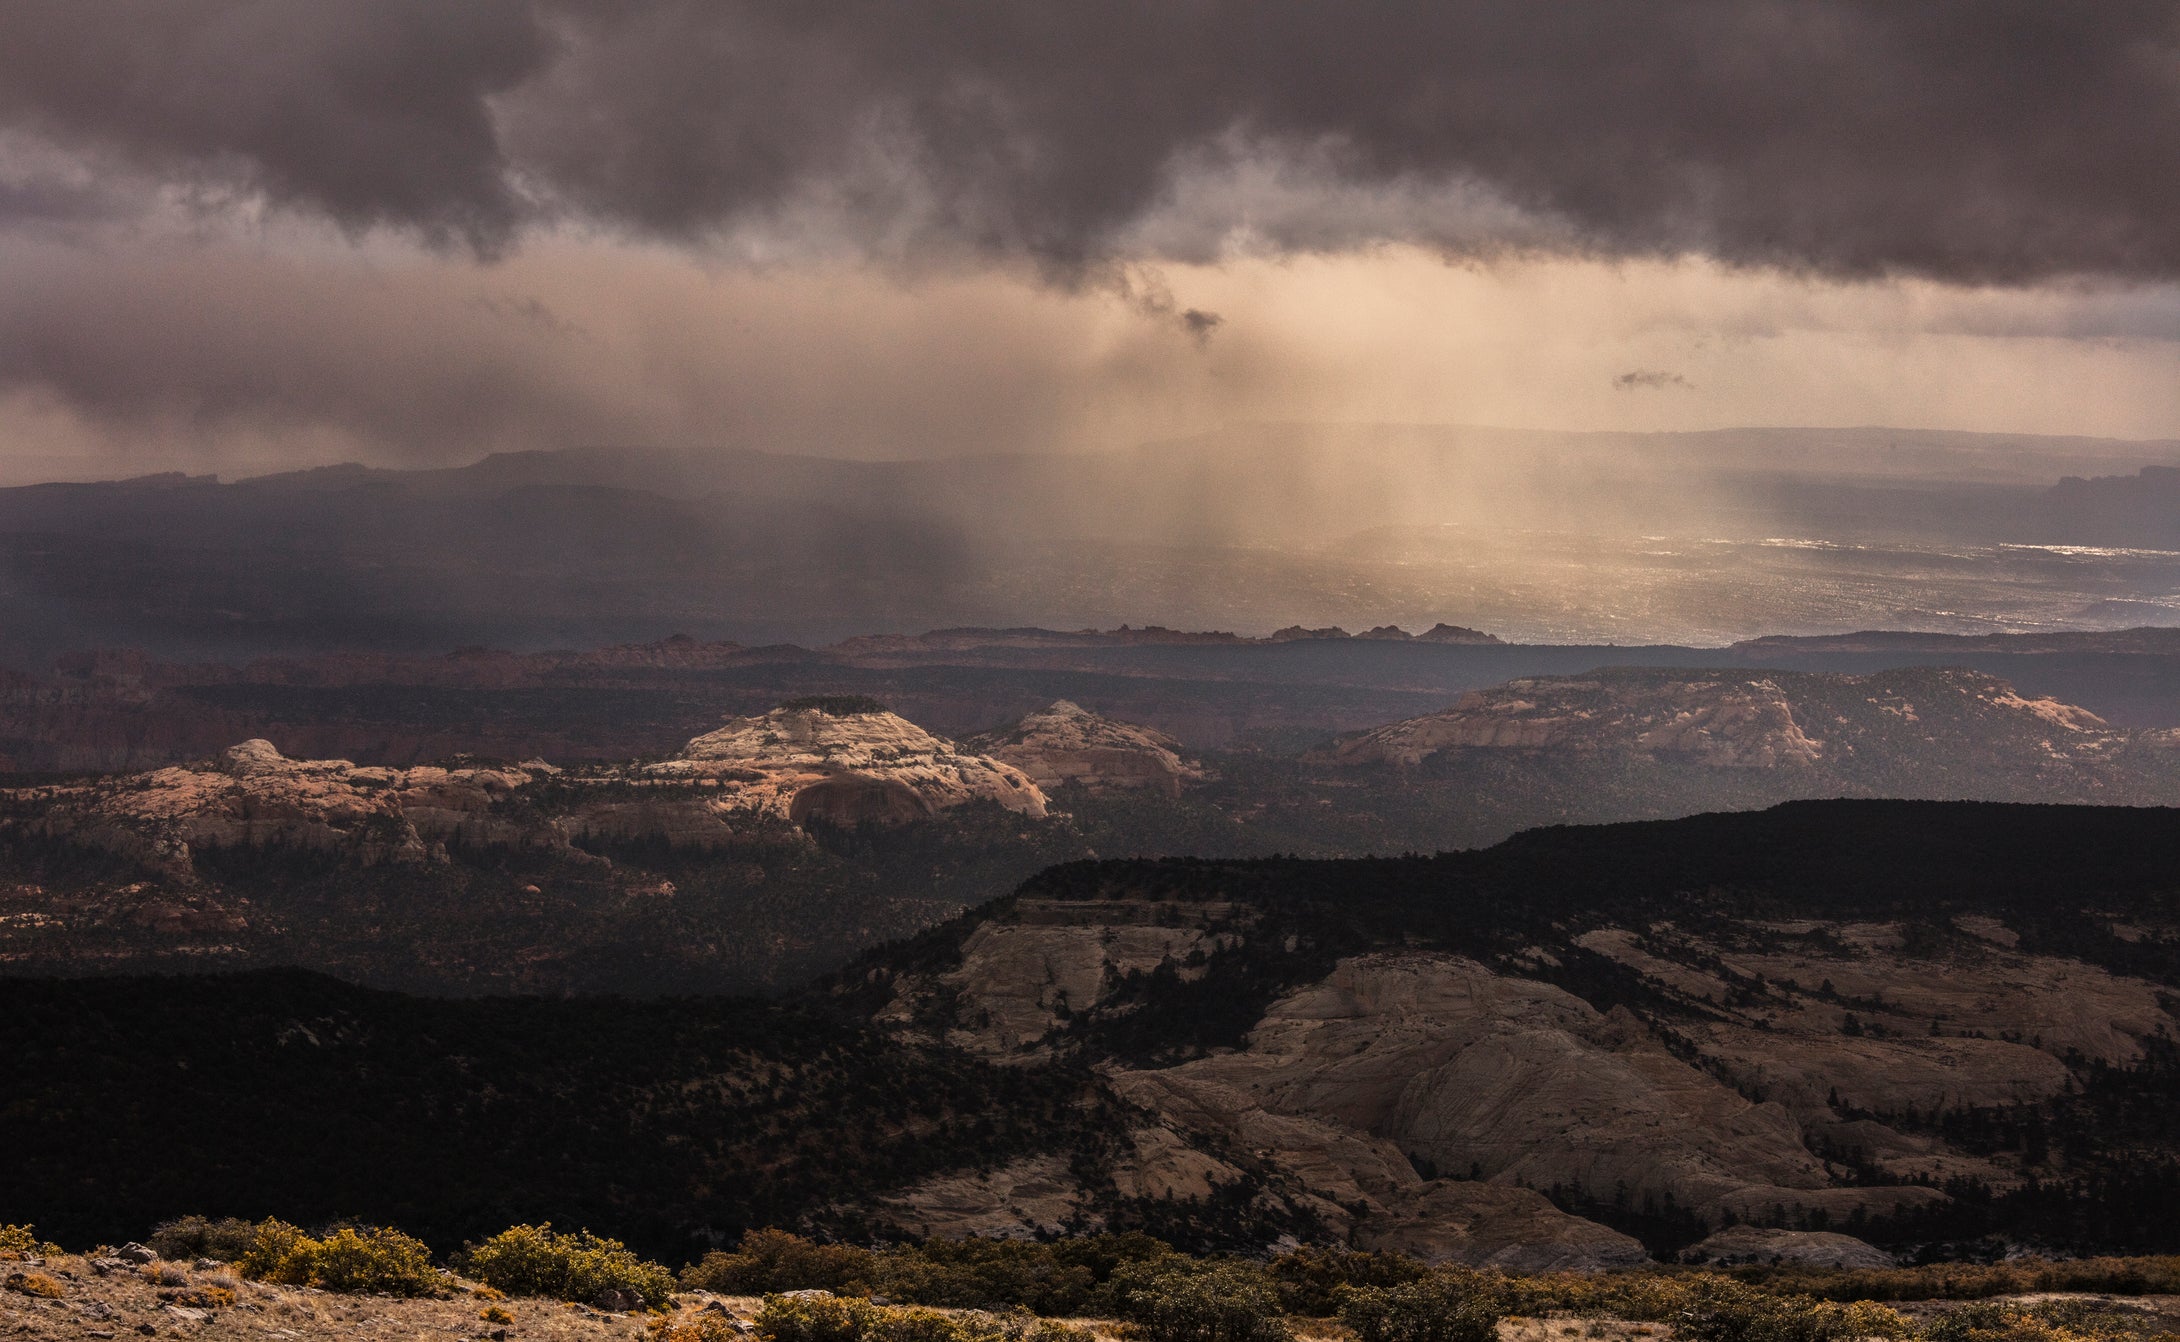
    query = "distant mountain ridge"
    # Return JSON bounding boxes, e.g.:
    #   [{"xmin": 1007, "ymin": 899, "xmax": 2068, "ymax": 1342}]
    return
[{"xmin": 7, "ymin": 431, "xmax": 2180, "ymax": 661}]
